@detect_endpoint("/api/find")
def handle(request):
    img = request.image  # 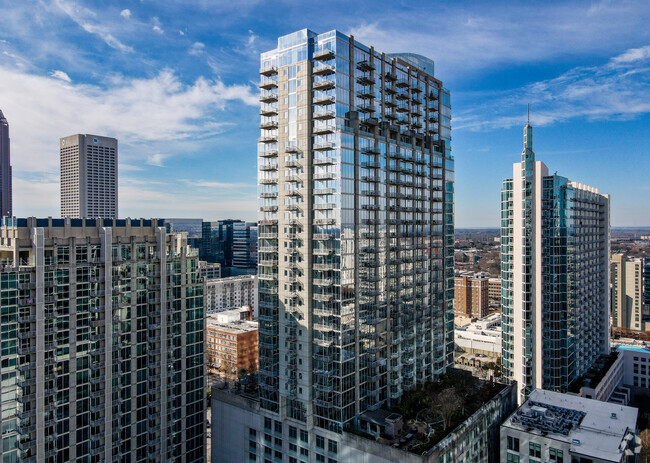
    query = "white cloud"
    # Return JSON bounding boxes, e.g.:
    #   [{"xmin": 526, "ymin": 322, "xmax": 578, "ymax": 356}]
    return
[
  {"xmin": 152, "ymin": 17, "xmax": 164, "ymax": 34},
  {"xmin": 455, "ymin": 44, "xmax": 650, "ymax": 131},
  {"xmin": 147, "ymin": 153, "xmax": 168, "ymax": 167},
  {"xmin": 189, "ymin": 42, "xmax": 205, "ymax": 56},
  {"xmin": 179, "ymin": 30, "xmax": 185, "ymax": 36},
  {"xmin": 54, "ymin": 0, "xmax": 134, "ymax": 53},
  {"xmin": 50, "ymin": 70, "xmax": 71, "ymax": 82},
  {"xmin": 0, "ymin": 65, "xmax": 257, "ymax": 175},
  {"xmin": 120, "ymin": 9, "xmax": 131, "ymax": 19}
]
